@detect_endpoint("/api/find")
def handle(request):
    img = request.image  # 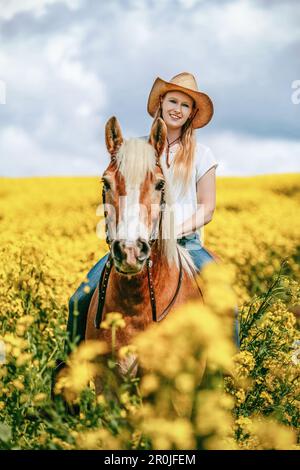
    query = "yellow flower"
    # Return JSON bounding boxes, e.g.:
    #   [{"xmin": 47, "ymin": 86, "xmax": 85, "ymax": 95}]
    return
[
  {"xmin": 140, "ymin": 374, "xmax": 160, "ymax": 396},
  {"xmin": 175, "ymin": 373, "xmax": 194, "ymax": 393},
  {"xmin": 196, "ymin": 390, "xmax": 234, "ymax": 437},
  {"xmin": 19, "ymin": 394, "xmax": 30, "ymax": 404},
  {"xmin": 101, "ymin": 312, "xmax": 126, "ymax": 329},
  {"xmin": 16, "ymin": 325, "xmax": 26, "ymax": 337},
  {"xmin": 260, "ymin": 391, "xmax": 274, "ymax": 406},
  {"xmin": 17, "ymin": 315, "xmax": 34, "ymax": 327},
  {"xmin": 251, "ymin": 418, "xmax": 297, "ymax": 450},
  {"xmin": 12, "ymin": 347, "xmax": 21, "ymax": 358},
  {"xmin": 12, "ymin": 379, "xmax": 25, "ymax": 391},
  {"xmin": 33, "ymin": 393, "xmax": 47, "ymax": 404},
  {"xmin": 233, "ymin": 351, "xmax": 256, "ymax": 376},
  {"xmin": 118, "ymin": 345, "xmax": 137, "ymax": 359},
  {"xmin": 16, "ymin": 353, "xmax": 32, "ymax": 367},
  {"xmin": 236, "ymin": 416, "xmax": 252, "ymax": 431},
  {"xmin": 141, "ymin": 418, "xmax": 195, "ymax": 450},
  {"xmin": 76, "ymin": 429, "xmax": 121, "ymax": 450},
  {"xmin": 96, "ymin": 394, "xmax": 106, "ymax": 406},
  {"xmin": 74, "ymin": 340, "xmax": 108, "ymax": 361},
  {"xmin": 55, "ymin": 362, "xmax": 97, "ymax": 397},
  {"xmin": 235, "ymin": 388, "xmax": 246, "ymax": 405}
]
